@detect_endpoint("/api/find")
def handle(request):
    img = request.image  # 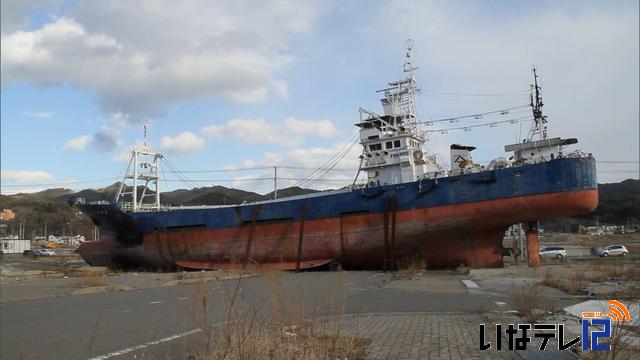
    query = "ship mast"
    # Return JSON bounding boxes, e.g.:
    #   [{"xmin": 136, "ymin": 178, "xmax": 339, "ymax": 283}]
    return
[
  {"xmin": 114, "ymin": 126, "xmax": 163, "ymax": 212},
  {"xmin": 527, "ymin": 67, "xmax": 548, "ymax": 141},
  {"xmin": 387, "ymin": 39, "xmax": 420, "ymax": 134},
  {"xmin": 354, "ymin": 39, "xmax": 433, "ymax": 186}
]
